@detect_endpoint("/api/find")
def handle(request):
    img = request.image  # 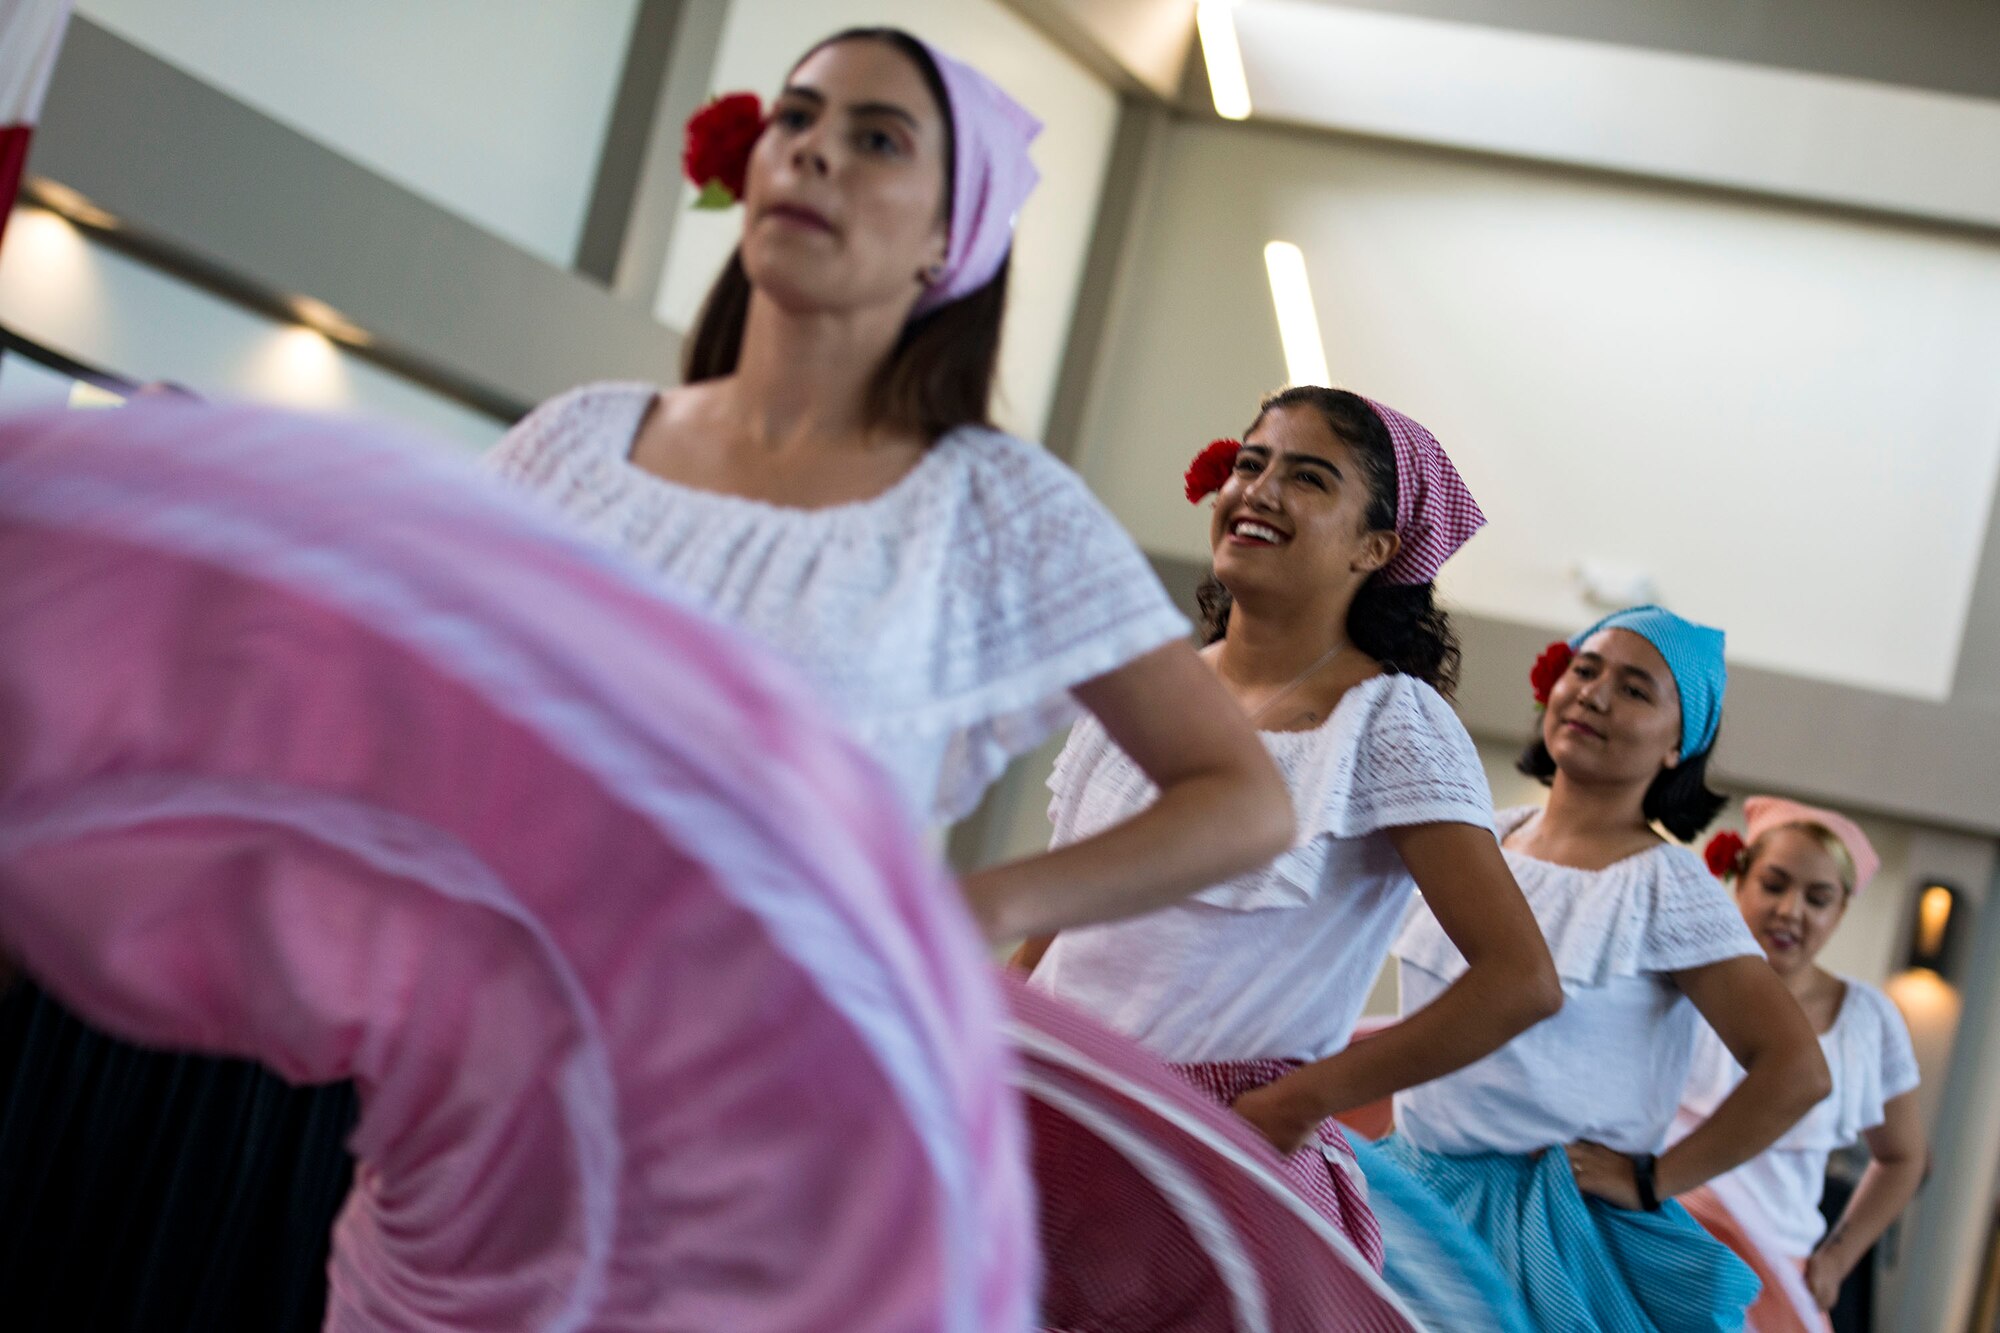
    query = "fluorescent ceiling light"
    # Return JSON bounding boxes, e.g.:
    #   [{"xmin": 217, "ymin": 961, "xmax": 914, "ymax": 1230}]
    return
[
  {"xmin": 1196, "ymin": 1, "xmax": 1252, "ymax": 121},
  {"xmin": 1262, "ymin": 241, "xmax": 1328, "ymax": 387}
]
